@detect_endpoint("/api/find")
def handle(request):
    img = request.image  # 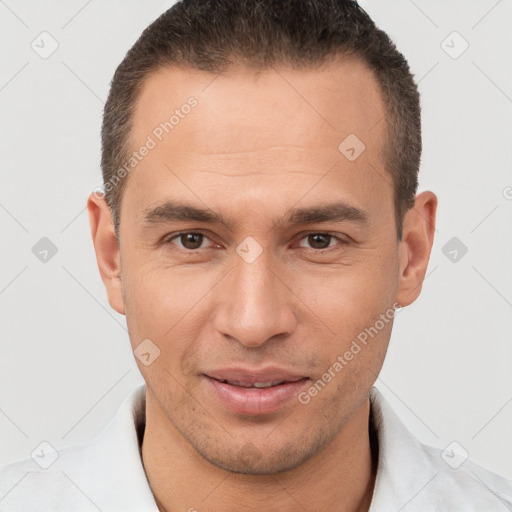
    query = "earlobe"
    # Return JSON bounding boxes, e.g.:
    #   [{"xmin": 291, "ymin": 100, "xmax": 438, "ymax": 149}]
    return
[
  {"xmin": 87, "ymin": 192, "xmax": 125, "ymax": 315},
  {"xmin": 396, "ymin": 191, "xmax": 438, "ymax": 307}
]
